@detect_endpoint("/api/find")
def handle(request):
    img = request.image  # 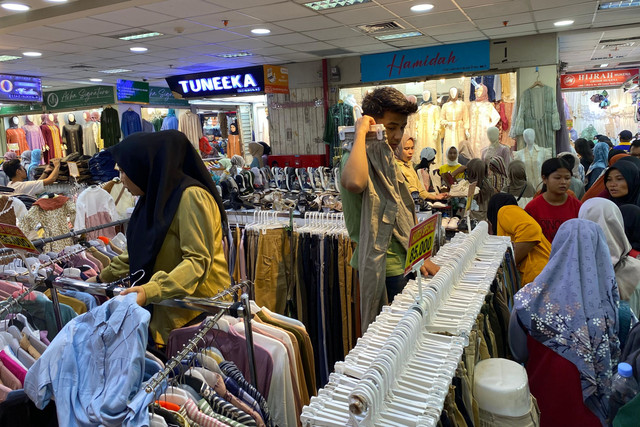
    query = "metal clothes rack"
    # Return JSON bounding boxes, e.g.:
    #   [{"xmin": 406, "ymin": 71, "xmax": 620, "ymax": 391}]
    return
[
  {"xmin": 31, "ymin": 218, "xmax": 129, "ymax": 248},
  {"xmin": 0, "ymin": 286, "xmax": 34, "ymax": 320}
]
